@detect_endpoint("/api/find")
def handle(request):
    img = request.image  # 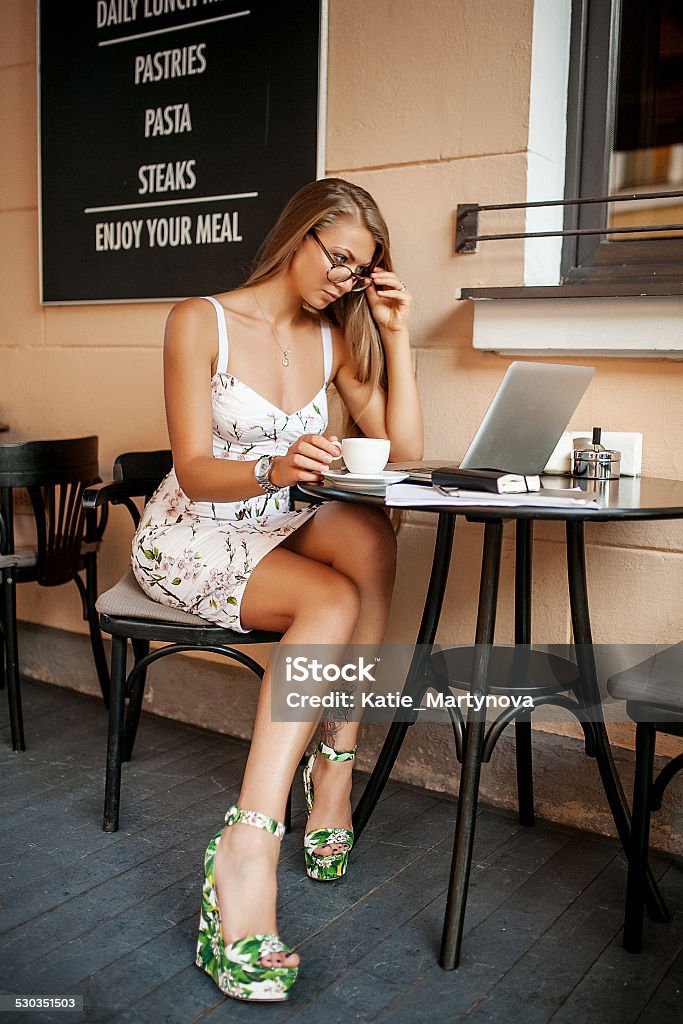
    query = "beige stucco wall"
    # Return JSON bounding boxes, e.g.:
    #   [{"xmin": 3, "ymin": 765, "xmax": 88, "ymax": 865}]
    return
[{"xmin": 2, "ymin": 1, "xmax": 682, "ymax": 837}]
